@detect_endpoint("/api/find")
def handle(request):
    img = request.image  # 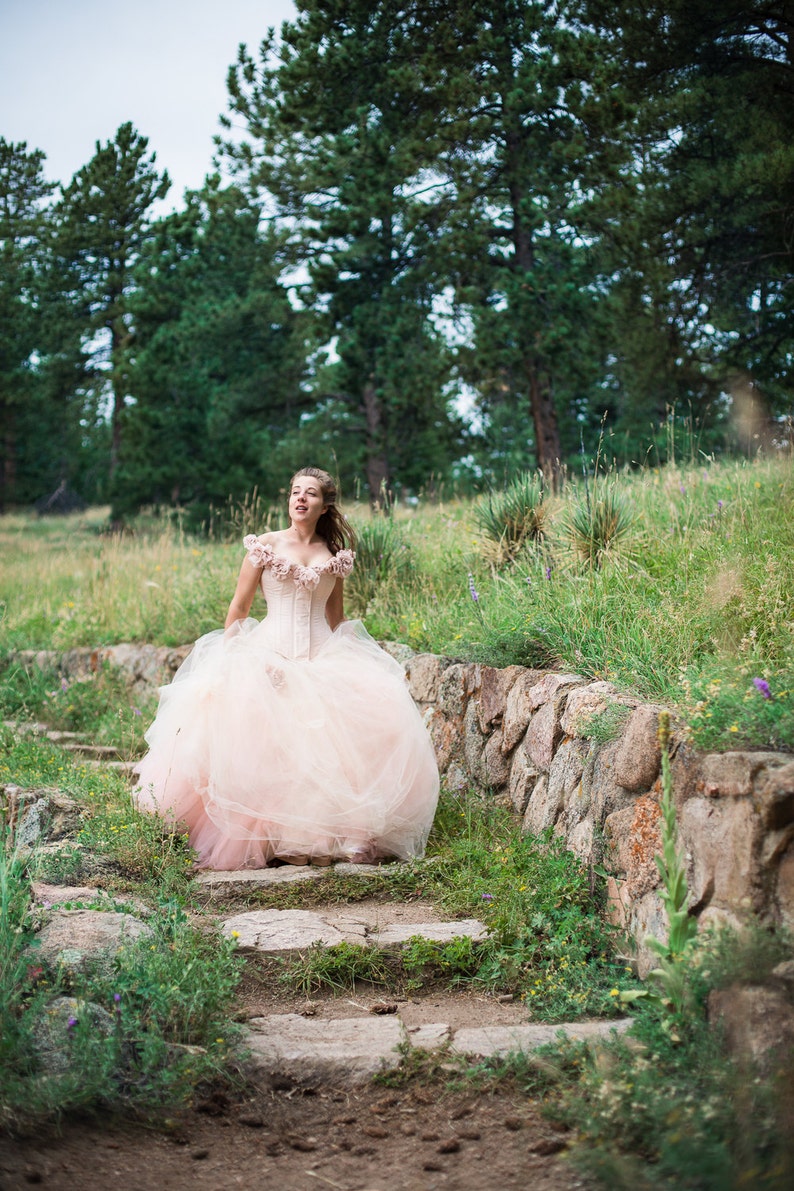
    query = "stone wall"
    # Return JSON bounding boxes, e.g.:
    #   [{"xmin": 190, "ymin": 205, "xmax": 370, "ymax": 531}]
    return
[
  {"xmin": 396, "ymin": 649, "xmax": 794, "ymax": 976},
  {"xmin": 12, "ymin": 644, "xmax": 794, "ymax": 975}
]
